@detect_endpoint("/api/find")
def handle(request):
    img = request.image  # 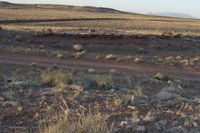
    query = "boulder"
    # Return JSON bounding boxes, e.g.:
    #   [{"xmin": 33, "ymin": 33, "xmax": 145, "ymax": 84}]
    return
[
  {"xmin": 155, "ymin": 84, "xmax": 185, "ymax": 100},
  {"xmin": 155, "ymin": 91, "xmax": 183, "ymax": 100}
]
